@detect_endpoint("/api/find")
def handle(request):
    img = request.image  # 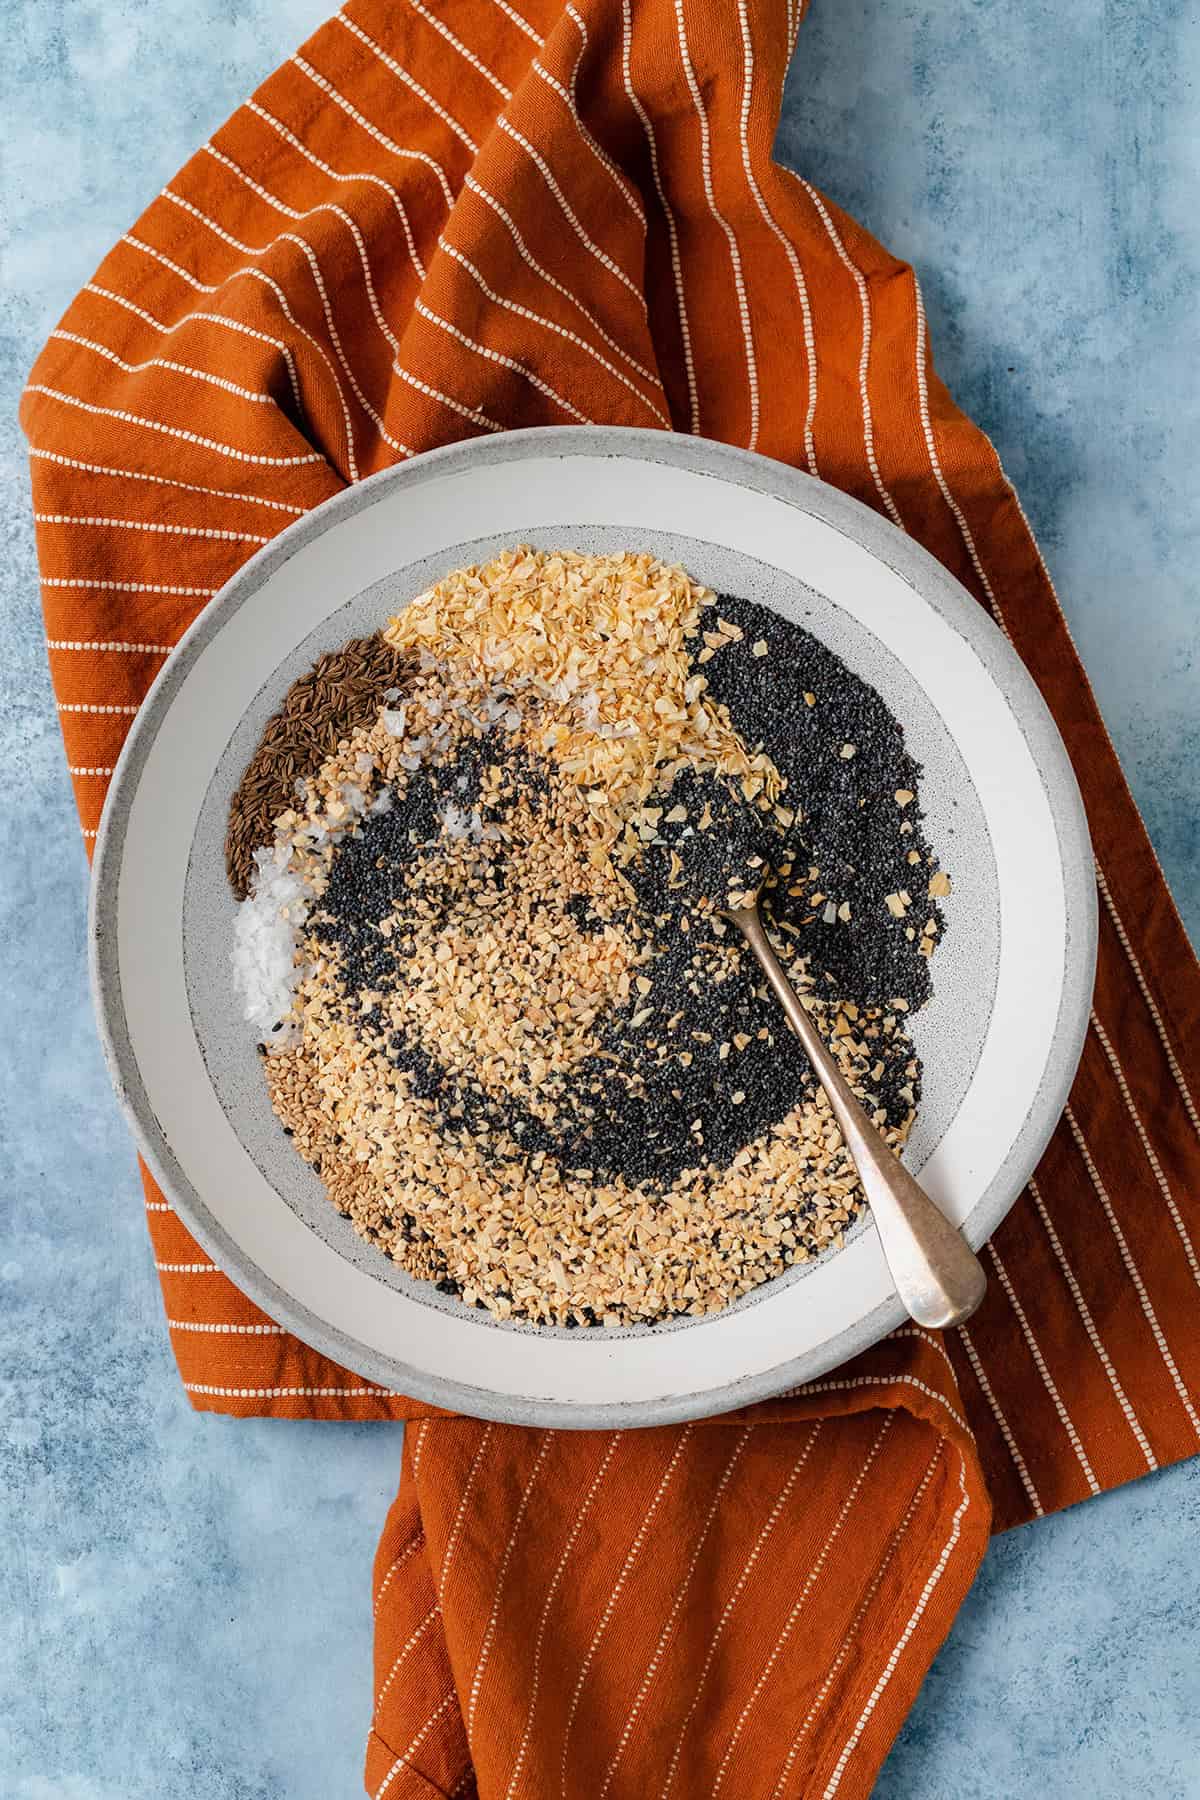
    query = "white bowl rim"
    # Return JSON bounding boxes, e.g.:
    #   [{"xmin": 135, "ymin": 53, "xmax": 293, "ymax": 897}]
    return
[{"xmin": 89, "ymin": 425, "xmax": 1097, "ymax": 1426}]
